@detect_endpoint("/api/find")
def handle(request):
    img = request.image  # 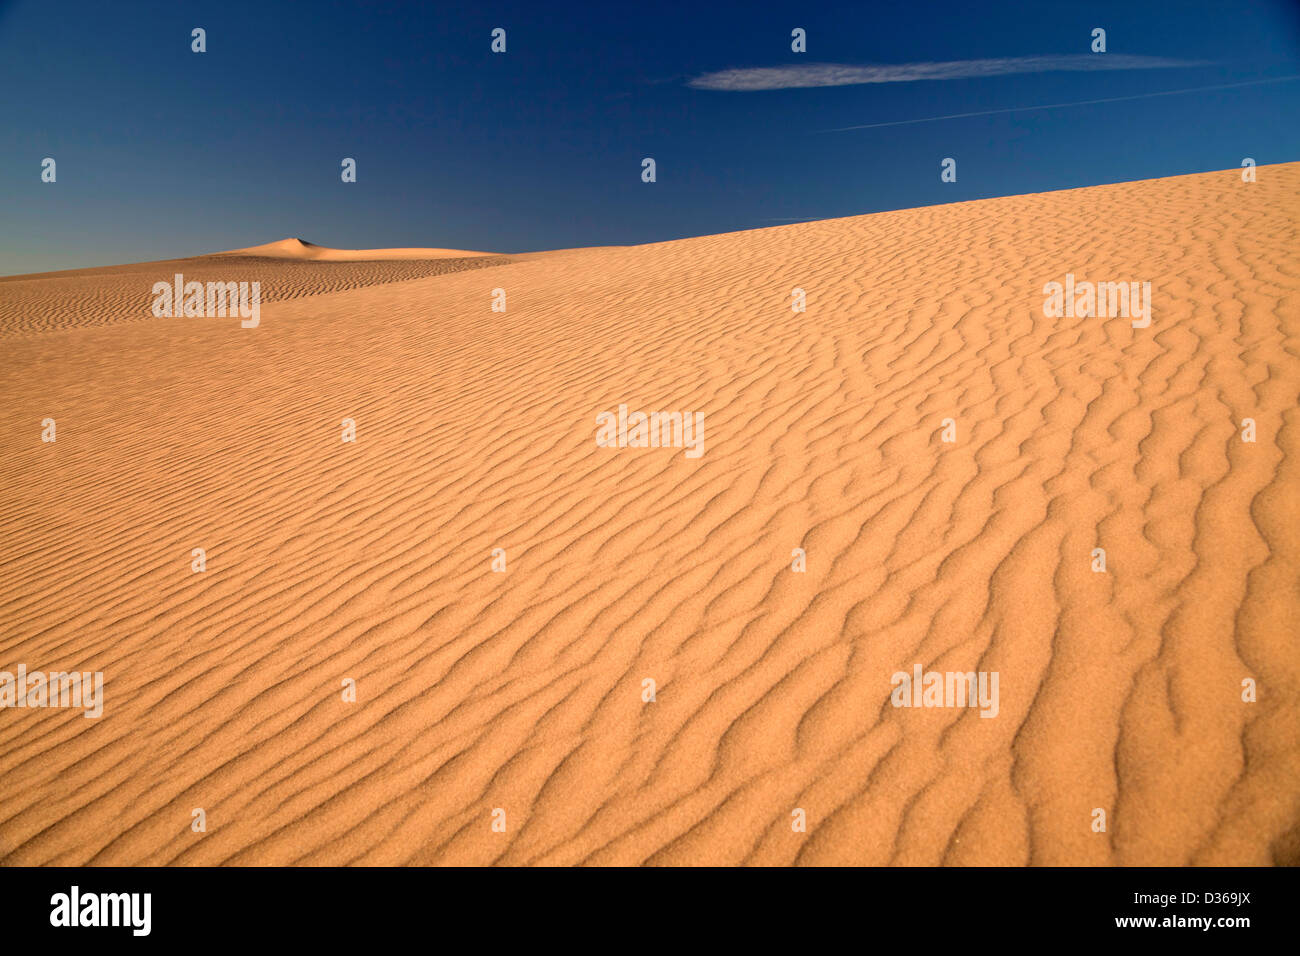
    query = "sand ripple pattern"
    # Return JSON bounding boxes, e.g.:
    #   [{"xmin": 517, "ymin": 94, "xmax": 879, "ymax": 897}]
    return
[
  {"xmin": 0, "ymin": 166, "xmax": 1297, "ymax": 866},
  {"xmin": 0, "ymin": 255, "xmax": 513, "ymax": 337}
]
